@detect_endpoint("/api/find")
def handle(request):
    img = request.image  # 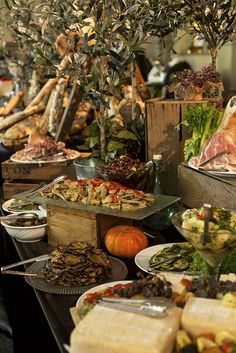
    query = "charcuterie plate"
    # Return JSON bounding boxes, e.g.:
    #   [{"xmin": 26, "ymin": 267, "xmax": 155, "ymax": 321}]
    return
[
  {"xmin": 10, "ymin": 149, "xmax": 80, "ymax": 164},
  {"xmin": 188, "ymin": 159, "xmax": 236, "ymax": 177}
]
